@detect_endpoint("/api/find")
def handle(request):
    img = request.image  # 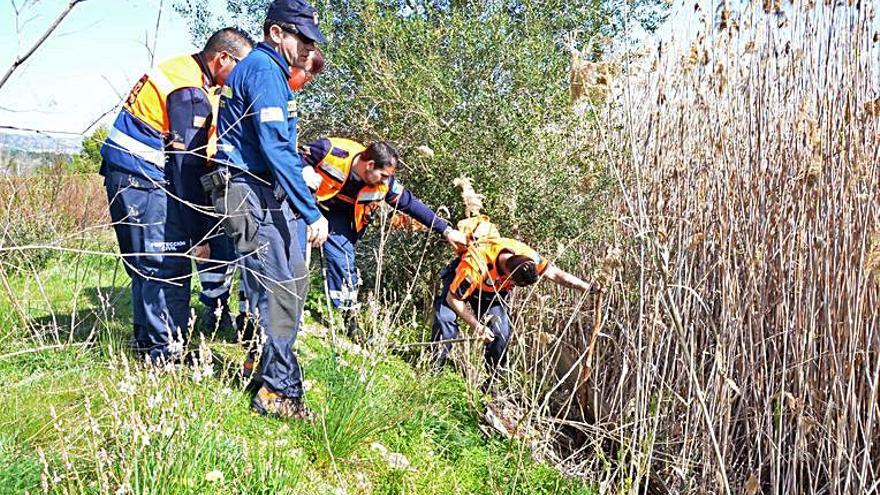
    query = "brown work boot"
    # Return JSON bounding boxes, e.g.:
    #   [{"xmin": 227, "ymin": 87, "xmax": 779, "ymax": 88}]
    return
[
  {"xmin": 251, "ymin": 386, "xmax": 313, "ymax": 420},
  {"xmin": 240, "ymin": 355, "xmax": 256, "ymax": 380}
]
